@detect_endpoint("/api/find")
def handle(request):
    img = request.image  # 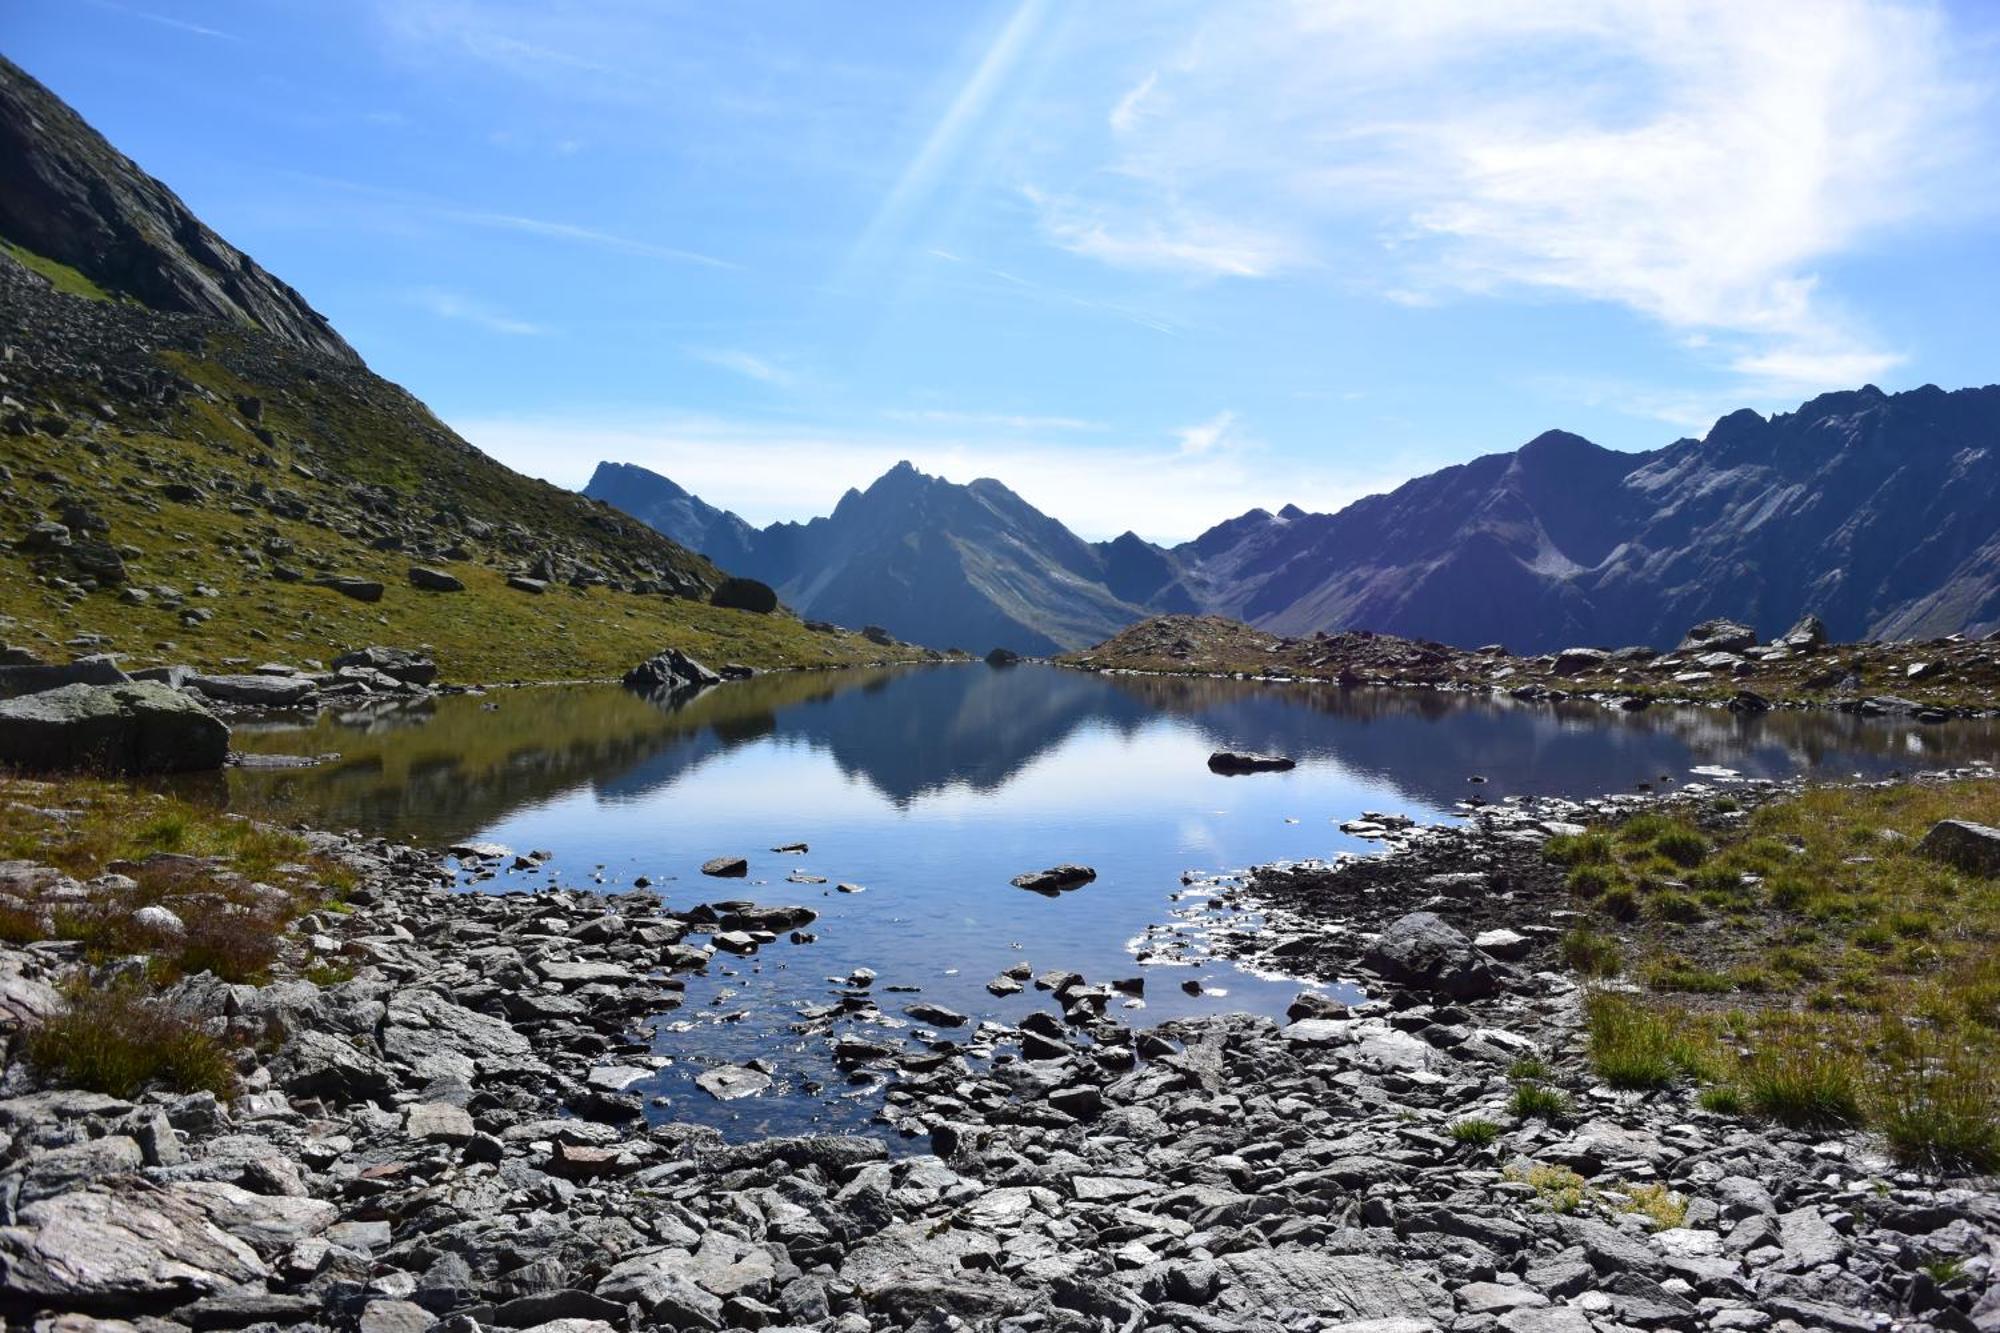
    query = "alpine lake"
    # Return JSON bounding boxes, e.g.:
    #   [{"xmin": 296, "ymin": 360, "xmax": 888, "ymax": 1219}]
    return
[{"xmin": 195, "ymin": 663, "xmax": 2000, "ymax": 1141}]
